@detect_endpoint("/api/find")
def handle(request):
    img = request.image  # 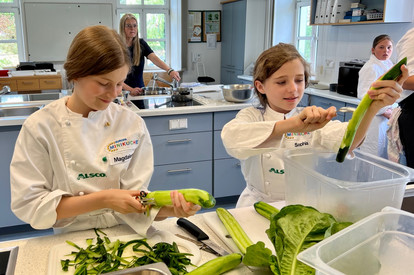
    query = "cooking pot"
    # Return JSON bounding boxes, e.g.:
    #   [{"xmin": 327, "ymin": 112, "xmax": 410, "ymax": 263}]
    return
[
  {"xmin": 221, "ymin": 84, "xmax": 254, "ymax": 103},
  {"xmin": 170, "ymin": 87, "xmax": 192, "ymax": 102}
]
